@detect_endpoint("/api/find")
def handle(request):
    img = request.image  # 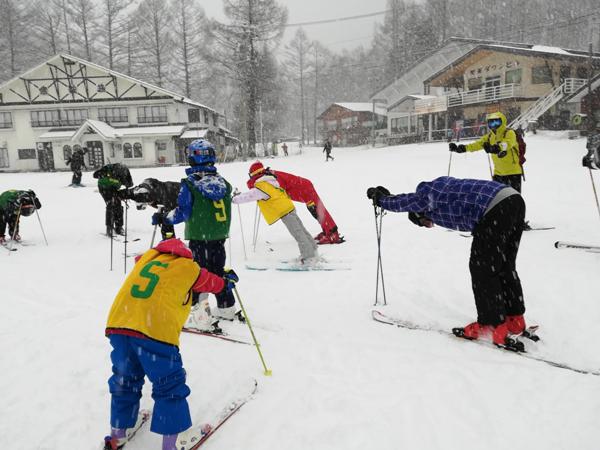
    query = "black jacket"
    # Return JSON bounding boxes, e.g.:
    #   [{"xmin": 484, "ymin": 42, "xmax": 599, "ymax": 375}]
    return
[
  {"xmin": 122, "ymin": 178, "xmax": 180, "ymax": 210},
  {"xmin": 93, "ymin": 163, "xmax": 133, "ymax": 189}
]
